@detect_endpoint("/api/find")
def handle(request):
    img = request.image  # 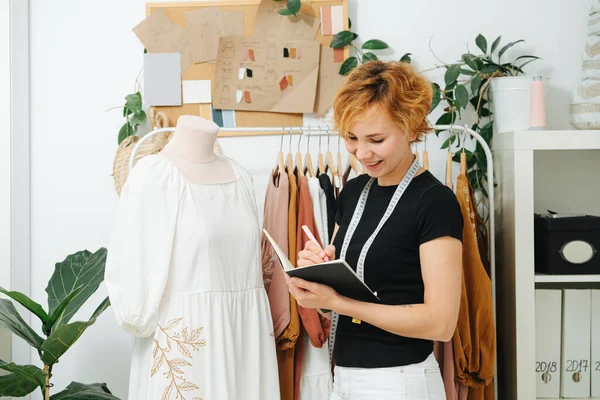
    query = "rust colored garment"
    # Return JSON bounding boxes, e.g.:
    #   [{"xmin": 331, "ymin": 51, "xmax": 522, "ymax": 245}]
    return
[
  {"xmin": 261, "ymin": 173, "xmax": 290, "ymax": 338},
  {"xmin": 295, "ymin": 176, "xmax": 331, "ymax": 347},
  {"xmin": 453, "ymin": 174, "xmax": 496, "ymax": 399},
  {"xmin": 276, "ymin": 172, "xmax": 301, "ymax": 400},
  {"xmin": 277, "ymin": 295, "xmax": 301, "ymax": 400}
]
